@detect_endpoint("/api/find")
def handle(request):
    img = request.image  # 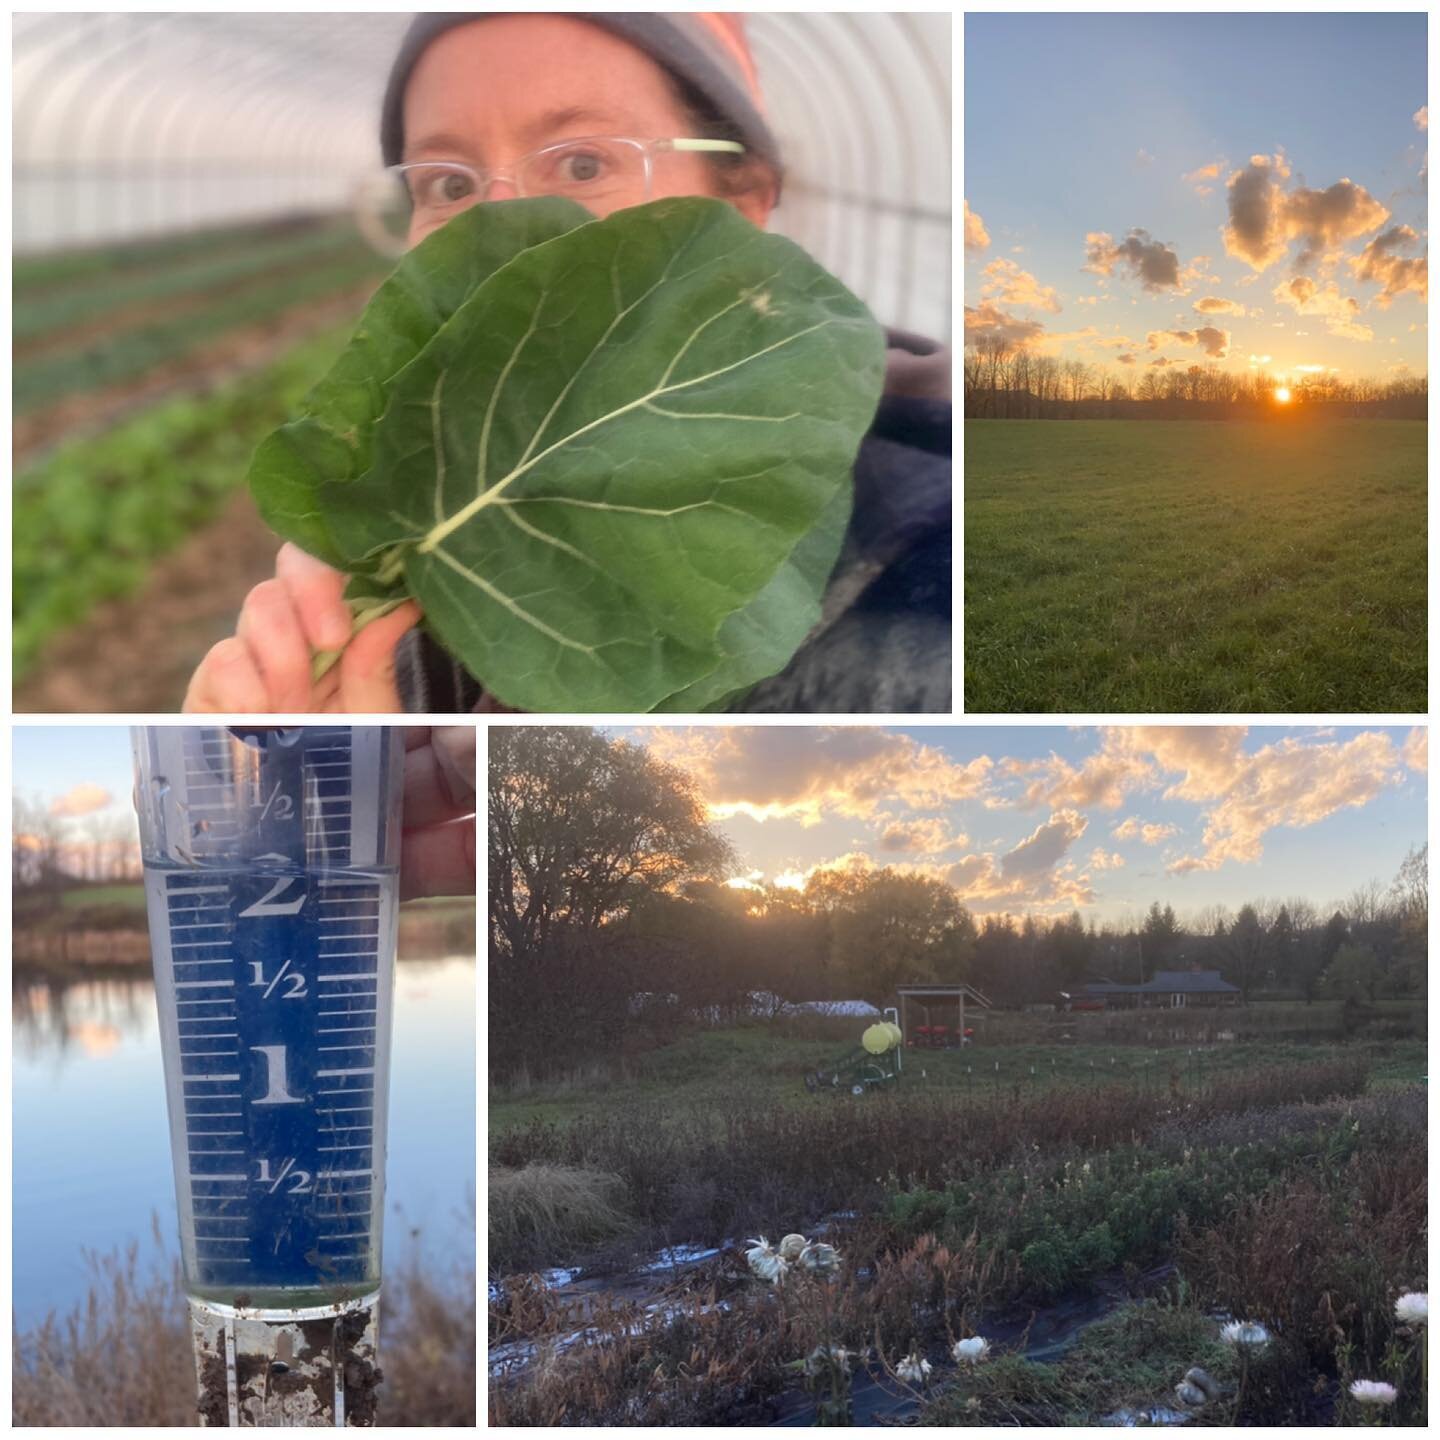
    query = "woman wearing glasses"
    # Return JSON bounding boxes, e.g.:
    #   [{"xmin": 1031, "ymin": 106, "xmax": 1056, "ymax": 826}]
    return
[{"xmin": 184, "ymin": 12, "xmax": 950, "ymax": 714}]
